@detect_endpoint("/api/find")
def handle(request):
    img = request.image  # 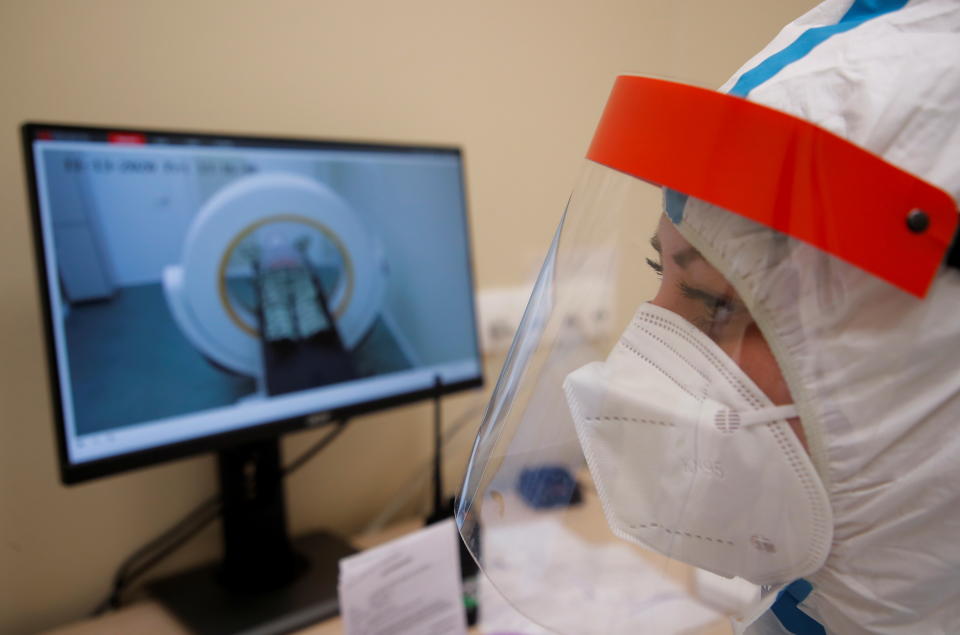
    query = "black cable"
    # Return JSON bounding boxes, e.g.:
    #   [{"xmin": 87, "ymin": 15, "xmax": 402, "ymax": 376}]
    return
[
  {"xmin": 282, "ymin": 418, "xmax": 348, "ymax": 476},
  {"xmin": 91, "ymin": 418, "xmax": 349, "ymax": 616},
  {"xmin": 358, "ymin": 394, "xmax": 487, "ymax": 535},
  {"xmin": 431, "ymin": 375, "xmax": 444, "ymax": 520},
  {"xmin": 114, "ymin": 496, "xmax": 220, "ymax": 586},
  {"xmin": 90, "ymin": 494, "xmax": 223, "ymax": 615},
  {"xmin": 107, "ymin": 502, "xmax": 224, "ymax": 611}
]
